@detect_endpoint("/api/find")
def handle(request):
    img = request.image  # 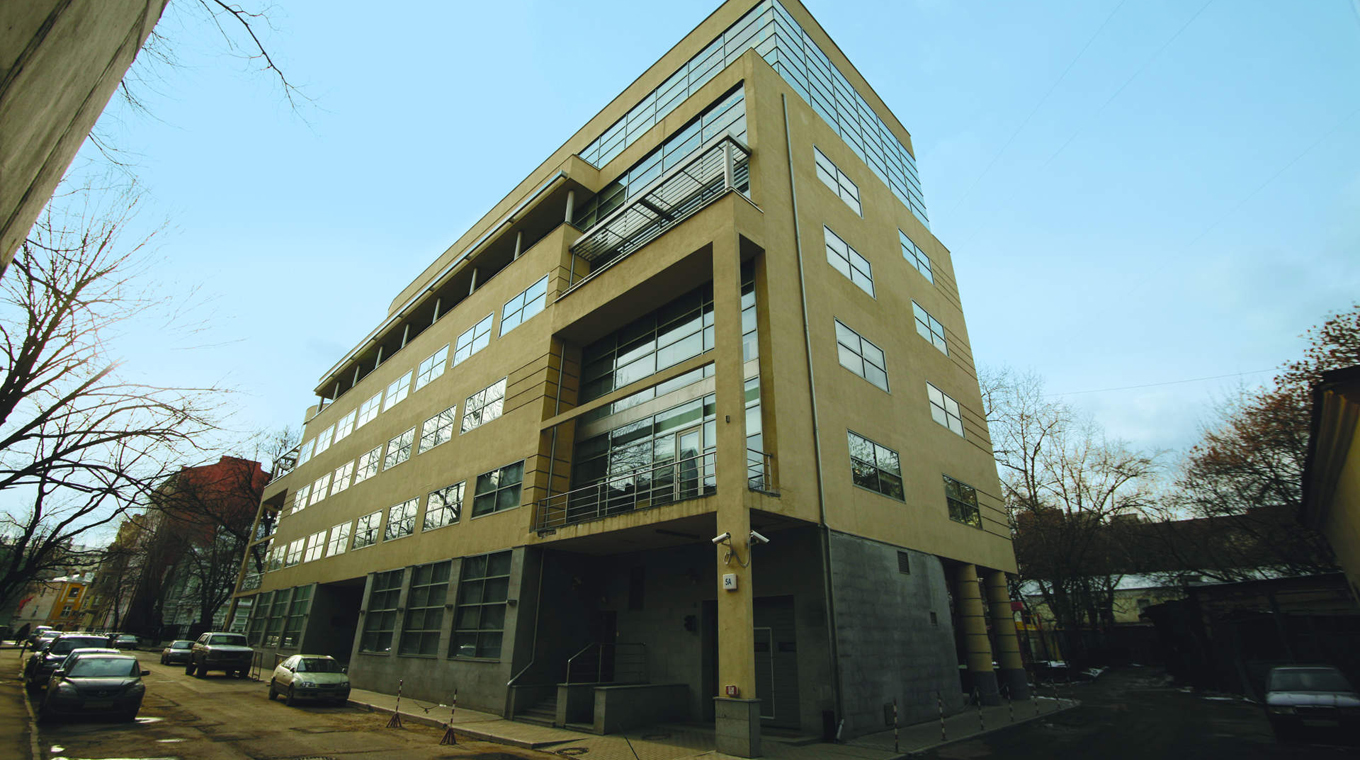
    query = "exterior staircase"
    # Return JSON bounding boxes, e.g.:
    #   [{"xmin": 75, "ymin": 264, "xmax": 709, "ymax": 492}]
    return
[{"xmin": 516, "ymin": 693, "xmax": 558, "ymax": 727}]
